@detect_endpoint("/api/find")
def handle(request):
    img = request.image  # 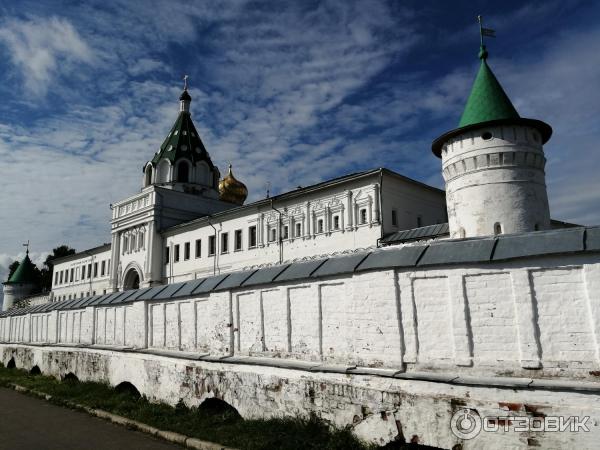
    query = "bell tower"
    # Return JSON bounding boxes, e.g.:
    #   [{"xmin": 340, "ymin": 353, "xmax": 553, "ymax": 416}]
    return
[{"xmin": 109, "ymin": 79, "xmax": 238, "ymax": 292}]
